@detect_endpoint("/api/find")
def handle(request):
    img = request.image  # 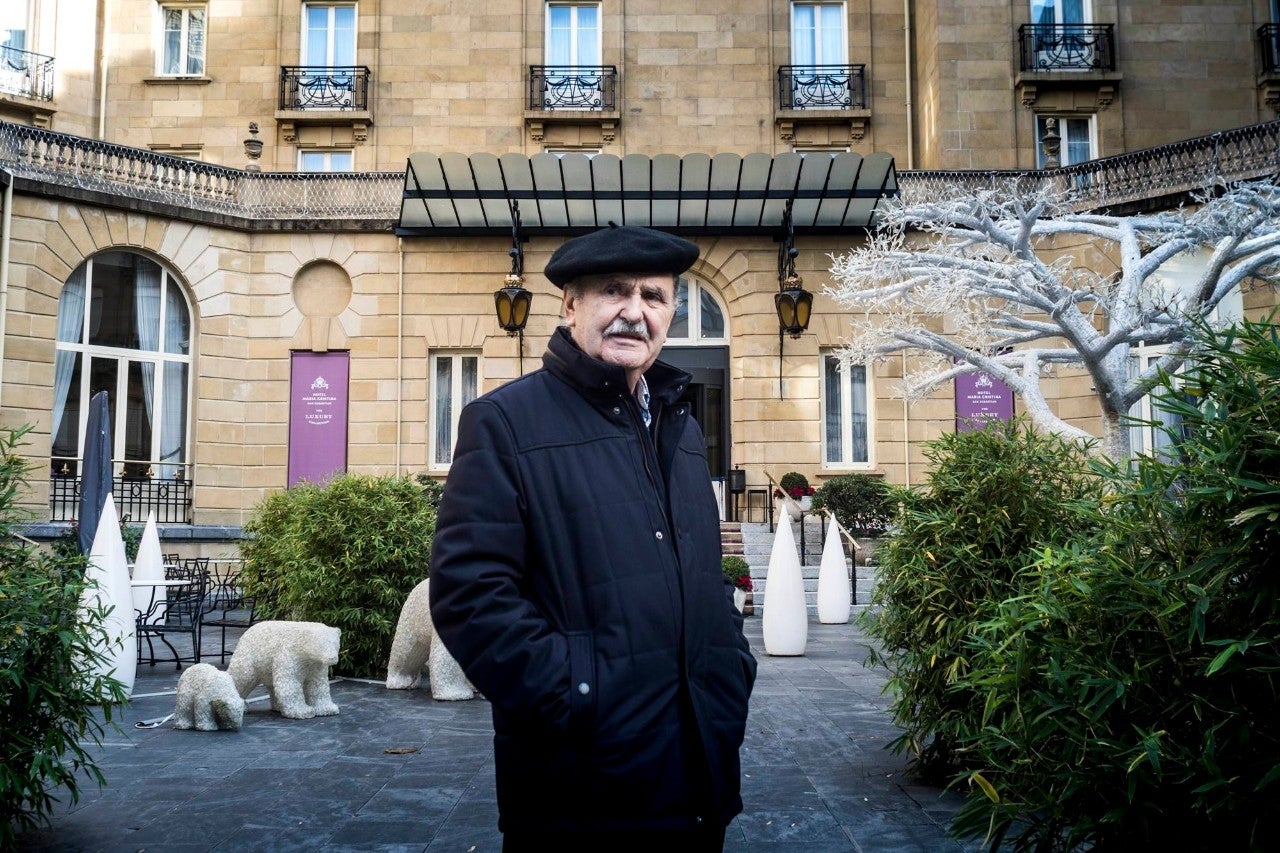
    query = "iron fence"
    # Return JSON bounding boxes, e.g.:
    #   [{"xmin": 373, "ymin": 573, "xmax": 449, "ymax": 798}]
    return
[
  {"xmin": 1018, "ymin": 23, "xmax": 1116, "ymax": 72},
  {"xmin": 0, "ymin": 45, "xmax": 54, "ymax": 101},
  {"xmin": 528, "ymin": 65, "xmax": 616, "ymax": 110},
  {"xmin": 777, "ymin": 65, "xmax": 867, "ymax": 110},
  {"xmin": 49, "ymin": 462, "xmax": 194, "ymax": 525},
  {"xmin": 2, "ymin": 117, "xmax": 1278, "ymax": 228},
  {"xmin": 279, "ymin": 66, "xmax": 370, "ymax": 111},
  {"xmin": 1260, "ymin": 25, "xmax": 1280, "ymax": 76}
]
